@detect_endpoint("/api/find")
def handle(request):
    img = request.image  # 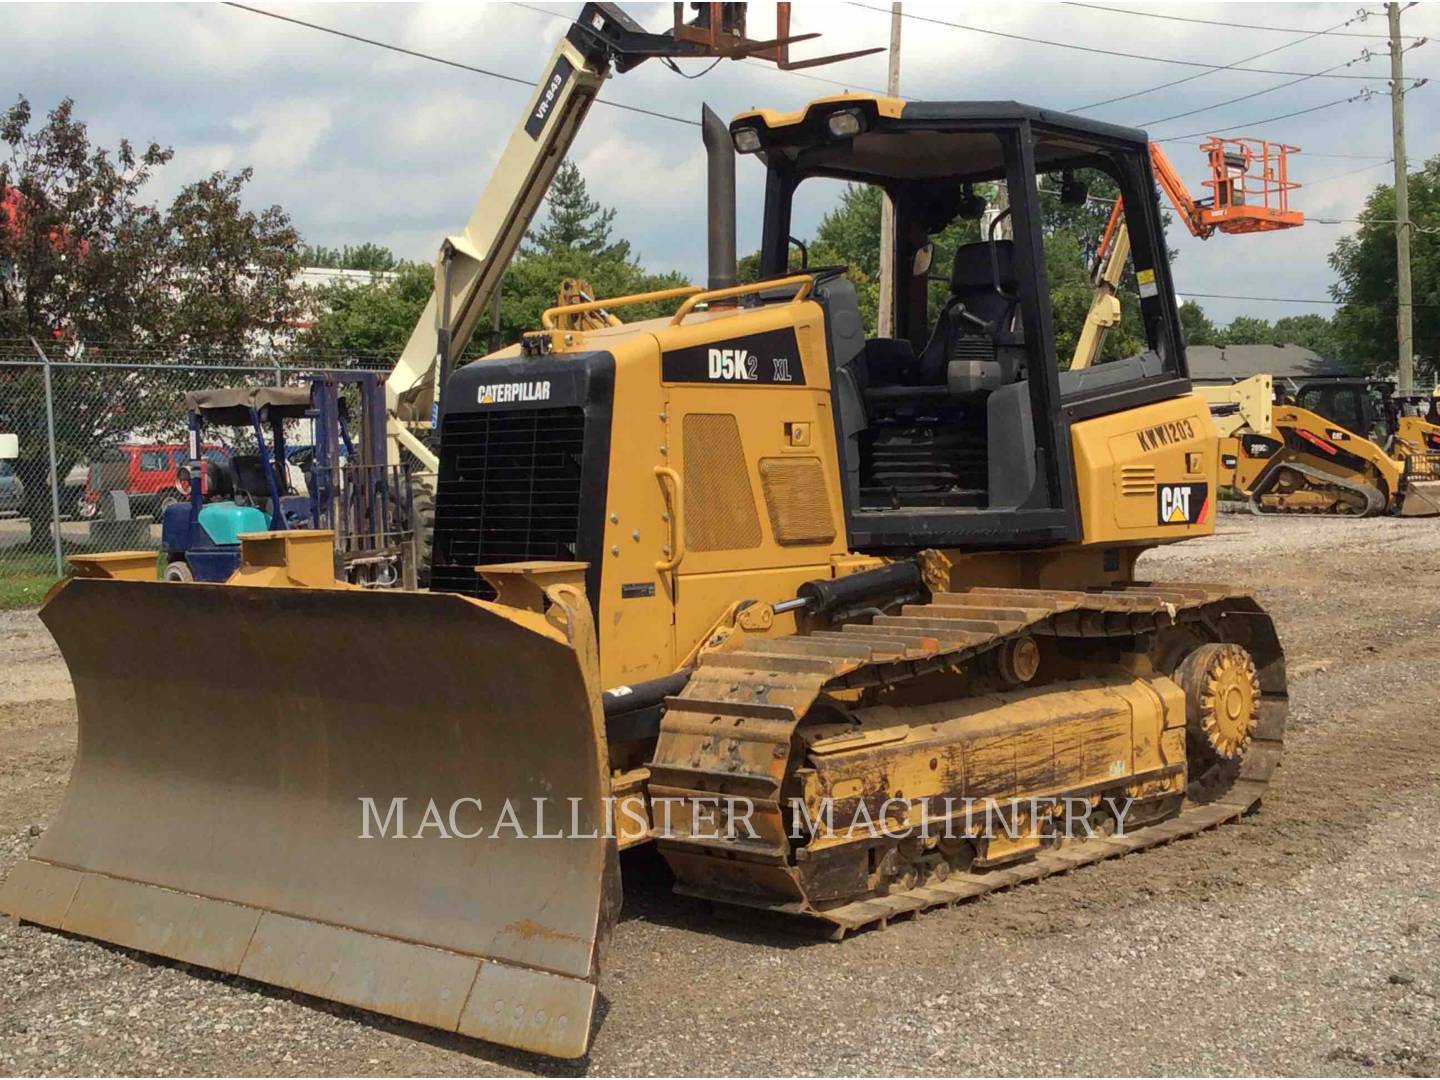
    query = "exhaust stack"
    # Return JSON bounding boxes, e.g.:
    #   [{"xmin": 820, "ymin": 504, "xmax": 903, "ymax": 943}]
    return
[{"xmin": 702, "ymin": 104, "xmax": 737, "ymax": 290}]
